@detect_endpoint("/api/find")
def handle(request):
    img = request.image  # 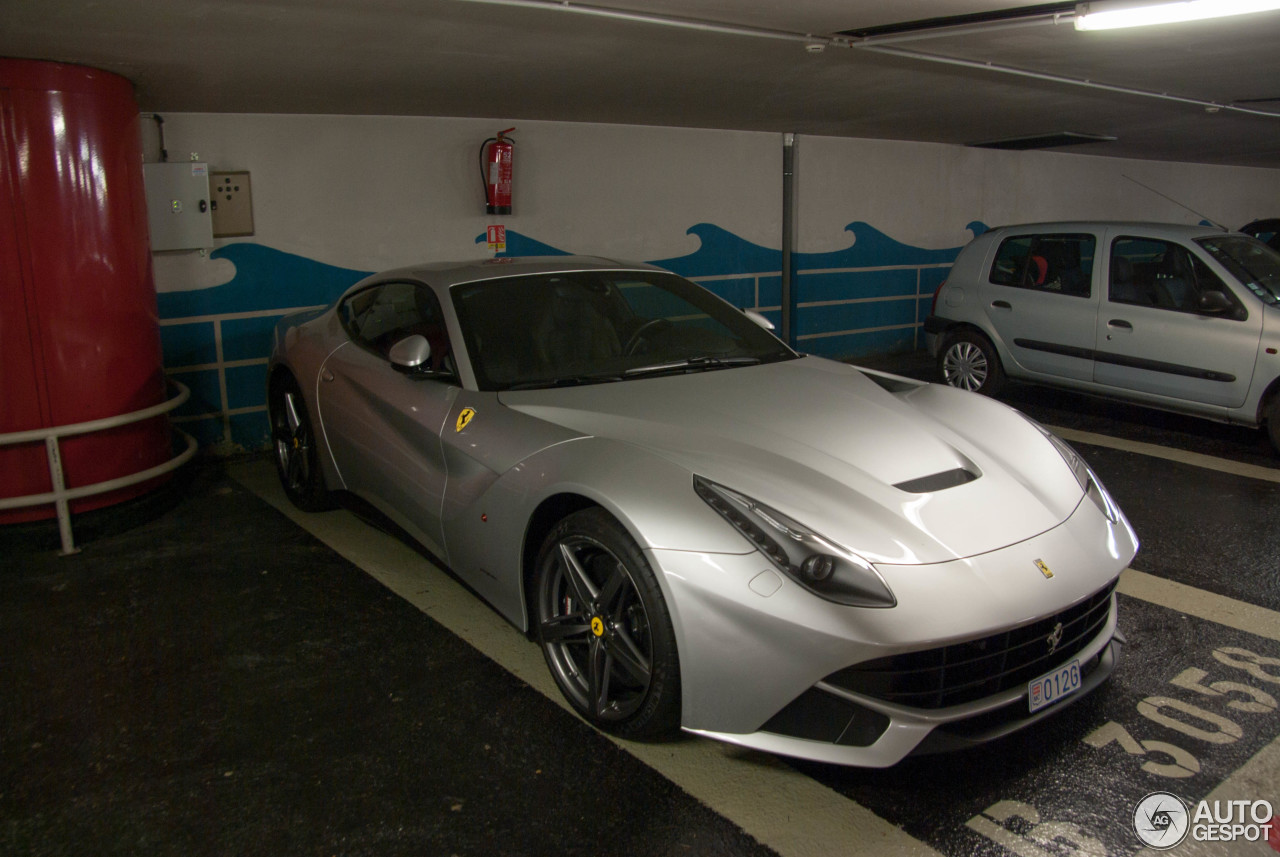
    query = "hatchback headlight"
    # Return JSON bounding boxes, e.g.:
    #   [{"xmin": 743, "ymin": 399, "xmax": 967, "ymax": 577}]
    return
[{"xmin": 693, "ymin": 476, "xmax": 896, "ymax": 608}]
